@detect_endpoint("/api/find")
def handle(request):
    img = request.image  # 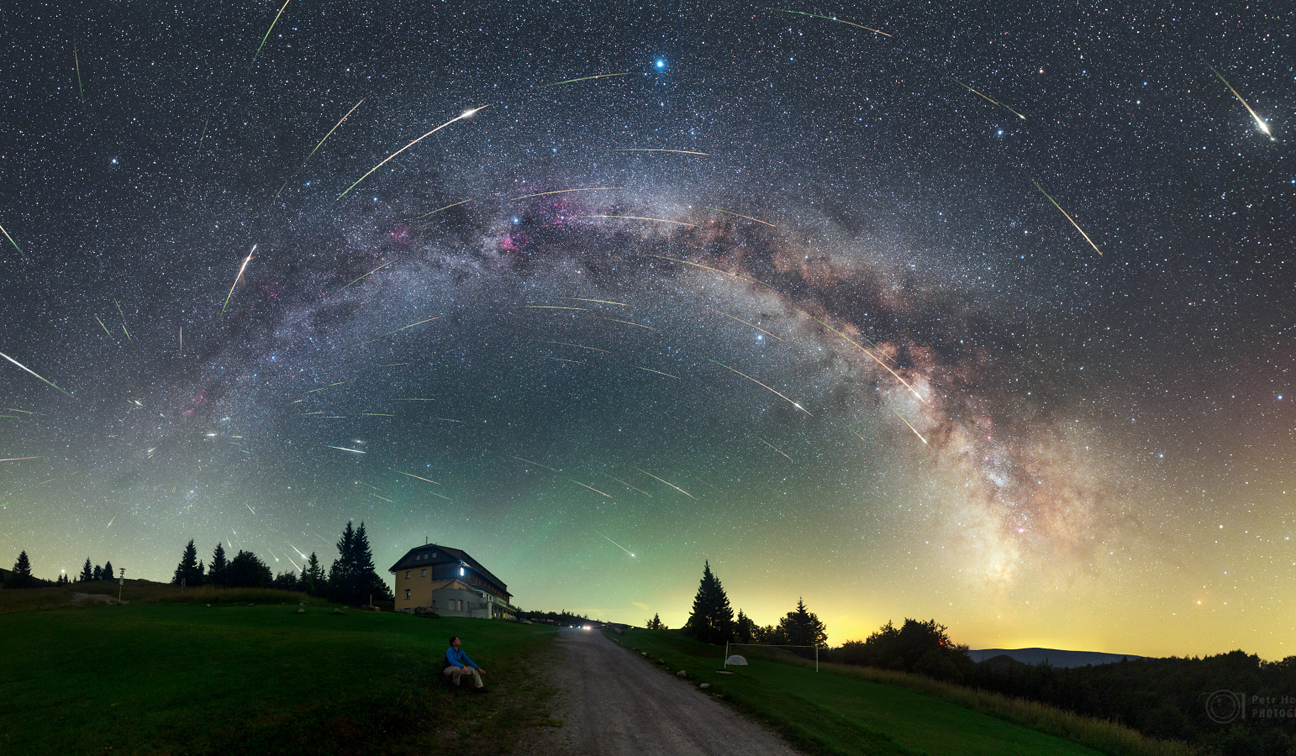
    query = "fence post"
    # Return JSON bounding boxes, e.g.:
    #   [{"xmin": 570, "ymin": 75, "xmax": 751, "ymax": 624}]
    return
[{"xmin": 724, "ymin": 642, "xmax": 729, "ymax": 669}]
